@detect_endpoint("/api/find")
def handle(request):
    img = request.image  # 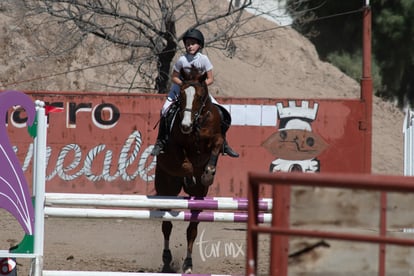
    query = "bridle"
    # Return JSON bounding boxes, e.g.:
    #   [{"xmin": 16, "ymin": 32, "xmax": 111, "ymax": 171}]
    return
[{"xmin": 179, "ymin": 81, "xmax": 210, "ymax": 133}]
